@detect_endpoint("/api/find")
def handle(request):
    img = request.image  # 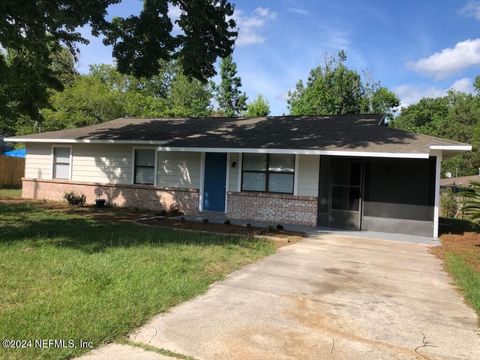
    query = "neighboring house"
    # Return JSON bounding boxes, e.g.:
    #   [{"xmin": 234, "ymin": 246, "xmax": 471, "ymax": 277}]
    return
[
  {"xmin": 5, "ymin": 114, "xmax": 471, "ymax": 237},
  {"xmin": 440, "ymin": 174, "xmax": 480, "ymax": 191}
]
